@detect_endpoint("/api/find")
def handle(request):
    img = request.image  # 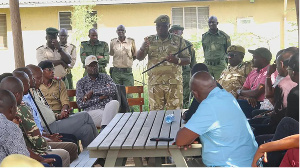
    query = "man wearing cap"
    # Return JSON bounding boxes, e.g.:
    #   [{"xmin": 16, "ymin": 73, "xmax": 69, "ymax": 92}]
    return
[
  {"xmin": 137, "ymin": 15, "xmax": 191, "ymax": 111},
  {"xmin": 110, "ymin": 25, "xmax": 136, "ymax": 86},
  {"xmin": 59, "ymin": 28, "xmax": 76, "ymax": 90},
  {"xmin": 80, "ymin": 28, "xmax": 109, "ymax": 76},
  {"xmin": 169, "ymin": 25, "xmax": 196, "ymax": 108},
  {"xmin": 76, "ymin": 55, "xmax": 119, "ymax": 129},
  {"xmin": 237, "ymin": 47, "xmax": 276, "ymax": 118},
  {"xmin": 36, "ymin": 27, "xmax": 72, "ymax": 87},
  {"xmin": 217, "ymin": 45, "xmax": 252, "ymax": 98},
  {"xmin": 202, "ymin": 16, "xmax": 231, "ymax": 80}
]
